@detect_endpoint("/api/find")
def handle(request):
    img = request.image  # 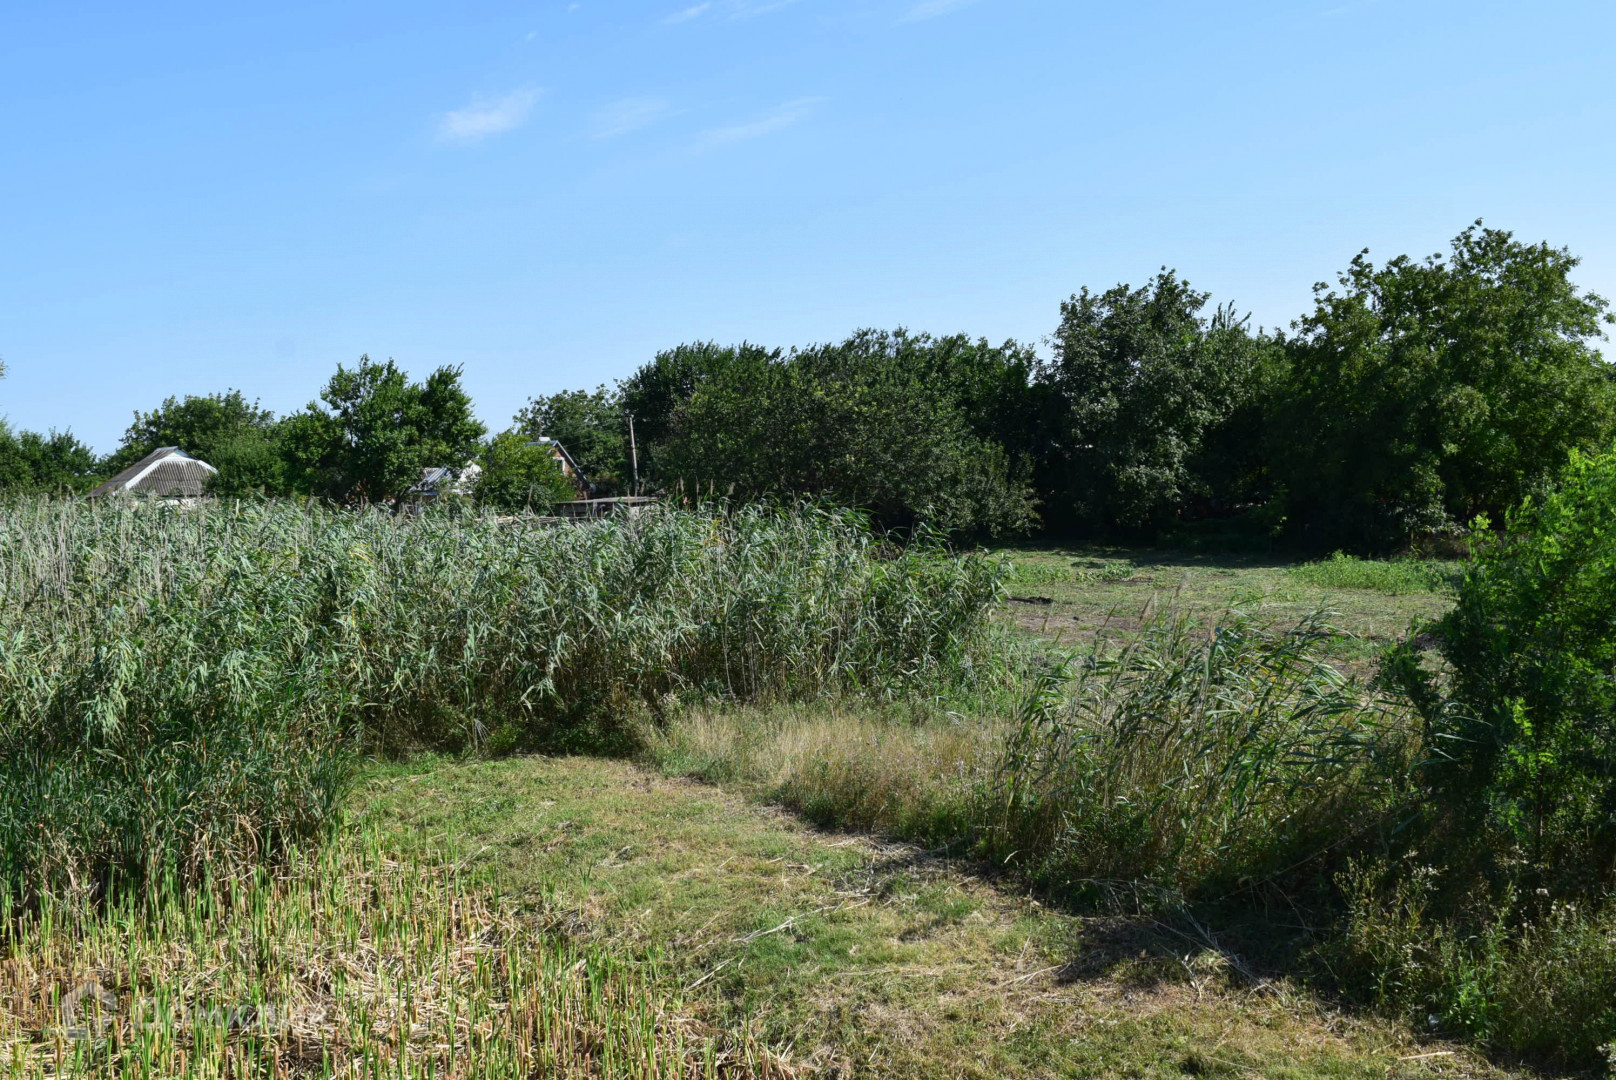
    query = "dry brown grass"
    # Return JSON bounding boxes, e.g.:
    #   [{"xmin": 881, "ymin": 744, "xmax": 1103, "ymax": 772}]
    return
[
  {"xmin": 0, "ymin": 831, "xmax": 787, "ymax": 1079},
  {"xmin": 653, "ymin": 705, "xmax": 1005, "ymax": 840}
]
